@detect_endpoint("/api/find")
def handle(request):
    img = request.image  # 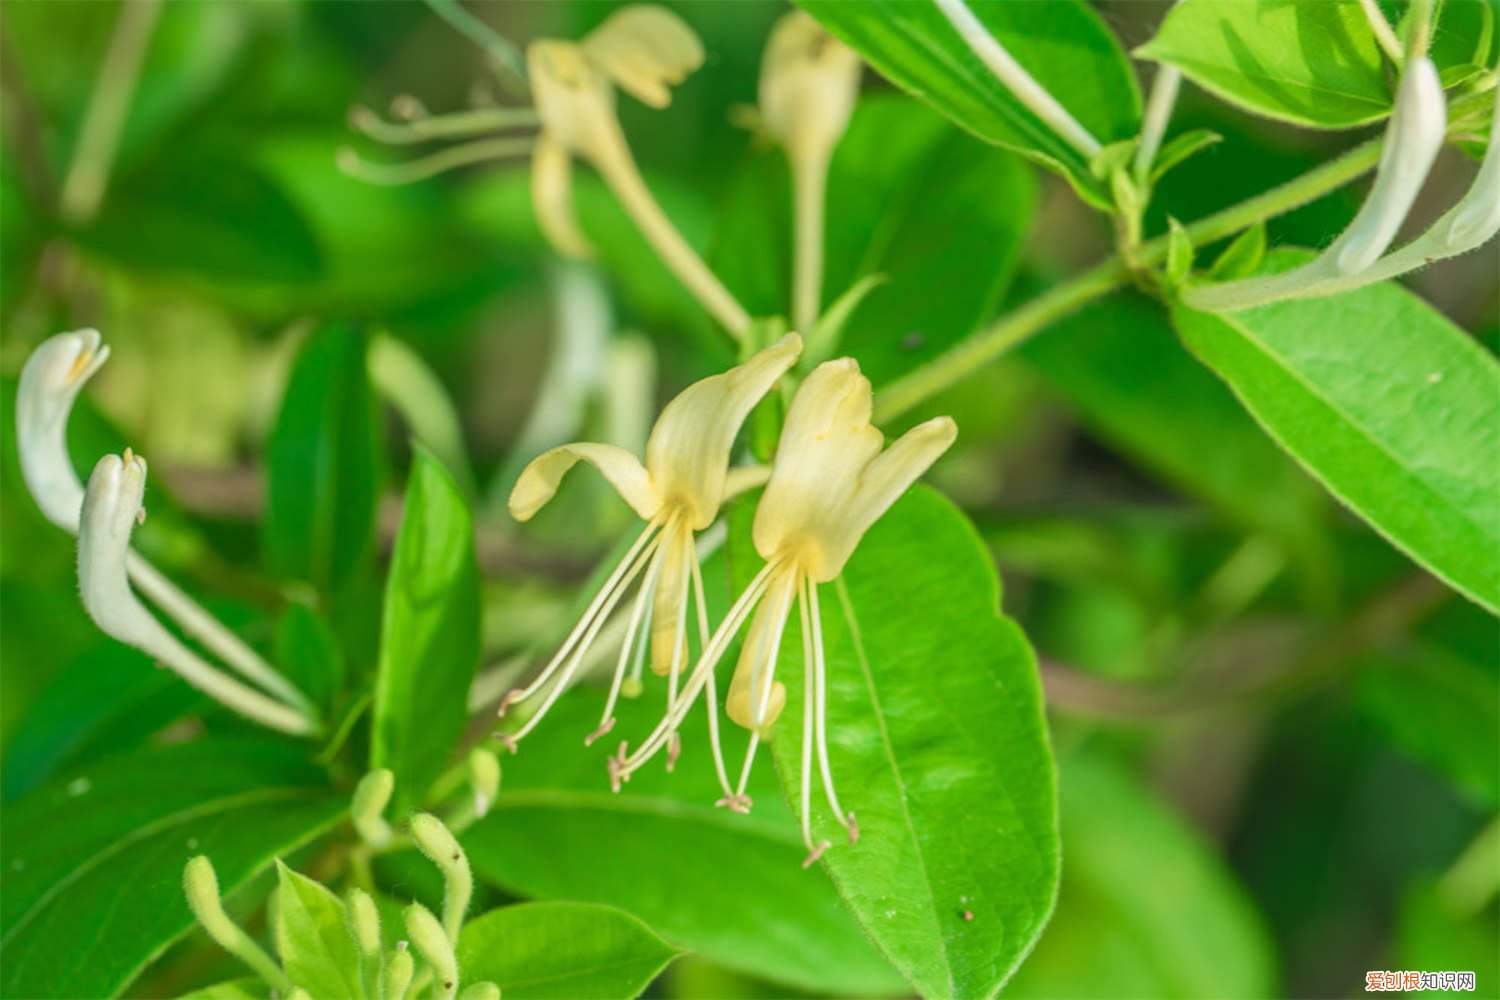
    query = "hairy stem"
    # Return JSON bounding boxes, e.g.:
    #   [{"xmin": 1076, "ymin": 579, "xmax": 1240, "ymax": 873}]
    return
[{"xmin": 873, "ymin": 136, "xmax": 1384, "ymax": 422}]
